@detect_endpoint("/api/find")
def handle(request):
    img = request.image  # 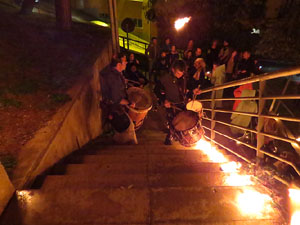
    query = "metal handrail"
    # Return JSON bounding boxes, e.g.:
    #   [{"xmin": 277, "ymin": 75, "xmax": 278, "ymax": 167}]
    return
[
  {"xmin": 201, "ymin": 66, "xmax": 300, "ymax": 93},
  {"xmin": 201, "ymin": 66, "xmax": 300, "ymax": 186}
]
